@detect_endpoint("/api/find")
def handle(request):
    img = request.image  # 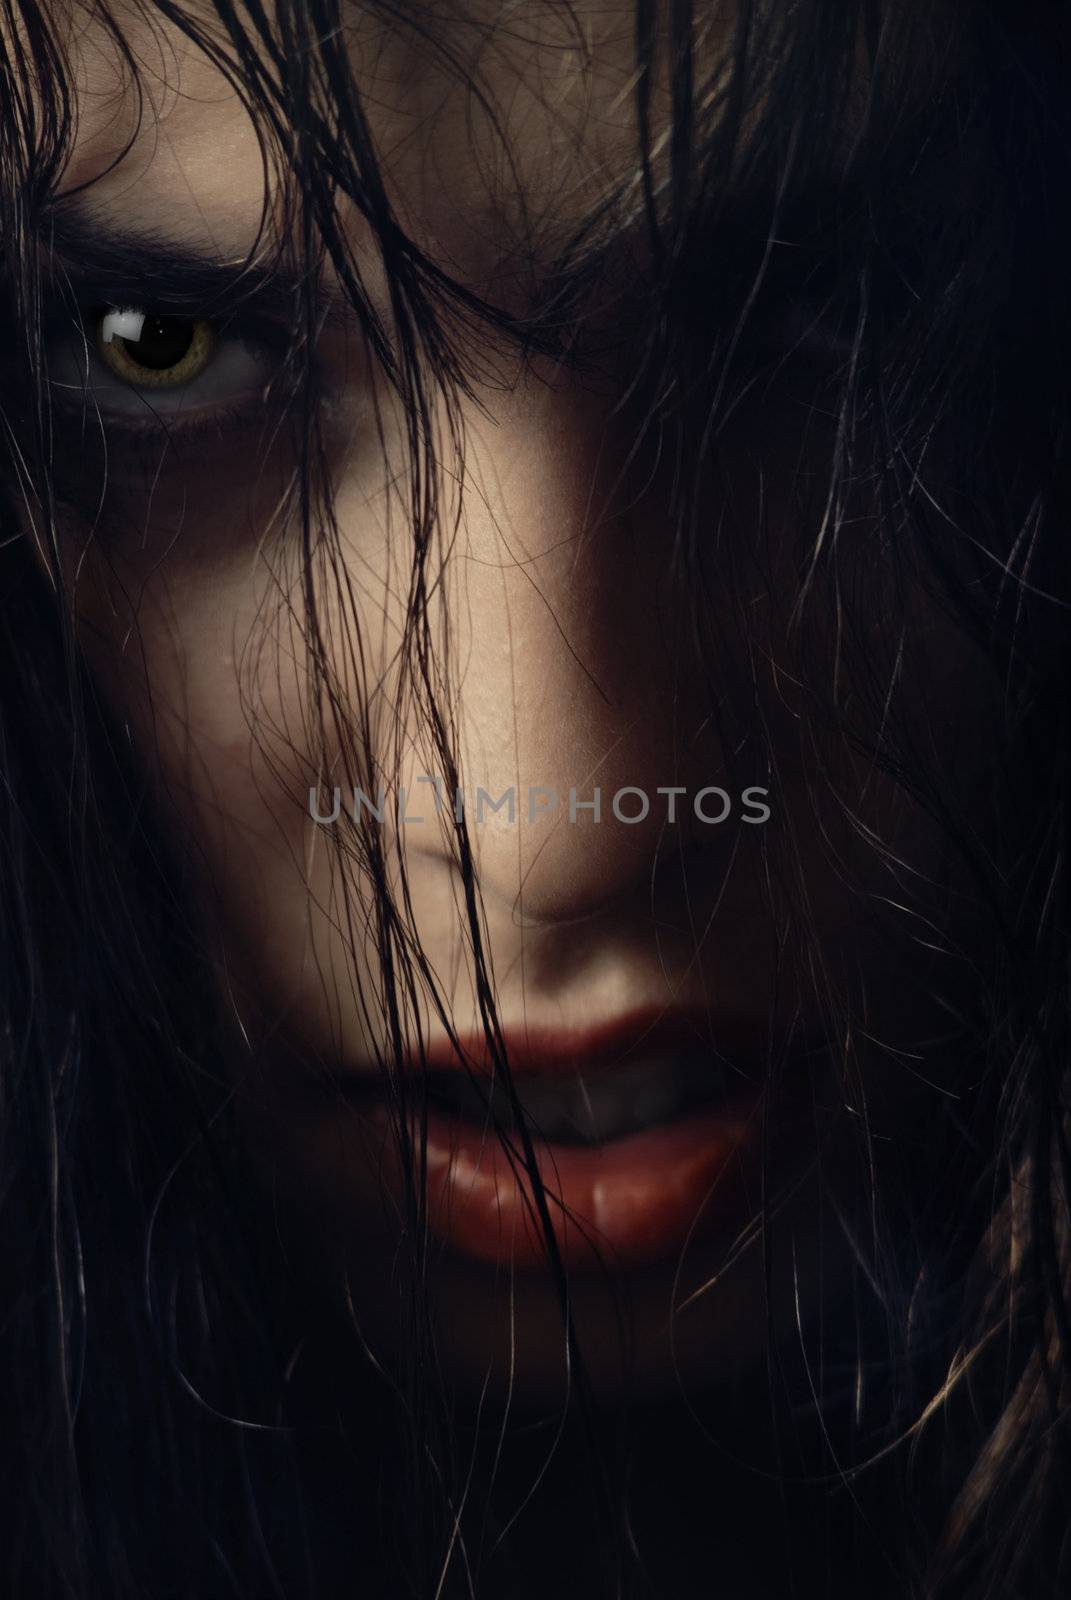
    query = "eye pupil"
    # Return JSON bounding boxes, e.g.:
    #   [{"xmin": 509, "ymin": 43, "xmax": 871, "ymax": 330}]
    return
[
  {"xmin": 120, "ymin": 314, "xmax": 195, "ymax": 371},
  {"xmin": 95, "ymin": 306, "xmax": 216, "ymax": 390}
]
